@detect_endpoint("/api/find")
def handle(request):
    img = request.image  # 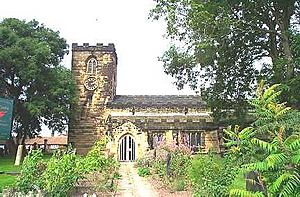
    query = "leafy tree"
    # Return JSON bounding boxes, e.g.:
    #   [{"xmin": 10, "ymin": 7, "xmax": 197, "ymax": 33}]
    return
[
  {"xmin": 0, "ymin": 18, "xmax": 76, "ymax": 144},
  {"xmin": 150, "ymin": 0, "xmax": 300, "ymax": 122},
  {"xmin": 226, "ymin": 84, "xmax": 300, "ymax": 197}
]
